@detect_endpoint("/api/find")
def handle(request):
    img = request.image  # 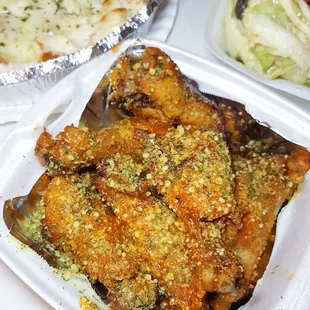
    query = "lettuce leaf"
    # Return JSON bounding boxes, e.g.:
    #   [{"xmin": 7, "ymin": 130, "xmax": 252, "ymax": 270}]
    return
[
  {"xmin": 225, "ymin": 0, "xmax": 263, "ymax": 73},
  {"xmin": 252, "ymin": 45, "xmax": 277, "ymax": 72},
  {"xmin": 297, "ymin": 0, "xmax": 310, "ymax": 22},
  {"xmin": 251, "ymin": 2, "xmax": 293, "ymax": 31},
  {"xmin": 226, "ymin": 0, "xmax": 310, "ymax": 86},
  {"xmin": 305, "ymin": 80, "xmax": 310, "ymax": 87},
  {"xmin": 266, "ymin": 58, "xmax": 308, "ymax": 84},
  {"xmin": 243, "ymin": 12, "xmax": 310, "ymax": 70},
  {"xmin": 279, "ymin": 0, "xmax": 310, "ymax": 41}
]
